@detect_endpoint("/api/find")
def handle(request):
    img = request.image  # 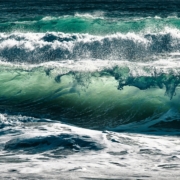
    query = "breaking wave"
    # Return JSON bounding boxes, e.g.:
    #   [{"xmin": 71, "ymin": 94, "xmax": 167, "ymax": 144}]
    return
[
  {"xmin": 1, "ymin": 29, "xmax": 180, "ymax": 62},
  {"xmin": 1, "ymin": 15, "xmax": 180, "ymax": 34},
  {"xmin": 0, "ymin": 61, "xmax": 180, "ymax": 130}
]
